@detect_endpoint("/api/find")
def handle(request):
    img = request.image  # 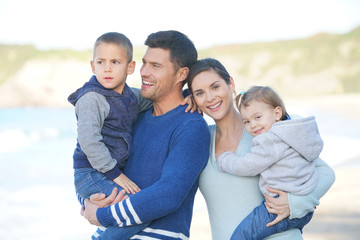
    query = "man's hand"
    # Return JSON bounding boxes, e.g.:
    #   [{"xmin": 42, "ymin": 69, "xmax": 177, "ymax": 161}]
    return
[
  {"xmin": 264, "ymin": 187, "xmax": 290, "ymax": 227},
  {"xmin": 81, "ymin": 198, "xmax": 101, "ymax": 226},
  {"xmin": 113, "ymin": 174, "xmax": 140, "ymax": 195},
  {"xmin": 90, "ymin": 187, "xmax": 128, "ymax": 207},
  {"xmin": 80, "ymin": 187, "xmax": 128, "ymax": 226}
]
